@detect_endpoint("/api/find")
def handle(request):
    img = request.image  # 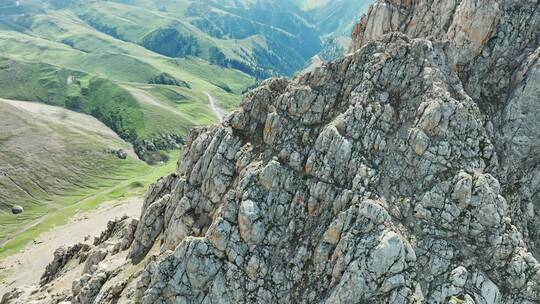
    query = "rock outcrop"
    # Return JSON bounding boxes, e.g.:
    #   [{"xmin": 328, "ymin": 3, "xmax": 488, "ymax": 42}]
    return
[
  {"xmin": 134, "ymin": 133, "xmax": 184, "ymax": 164},
  {"xmin": 350, "ymin": 0, "xmax": 540, "ymax": 267},
  {"xmin": 40, "ymin": 242, "xmax": 92, "ymax": 286},
  {"xmin": 6, "ymin": 0, "xmax": 539, "ymax": 303}
]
